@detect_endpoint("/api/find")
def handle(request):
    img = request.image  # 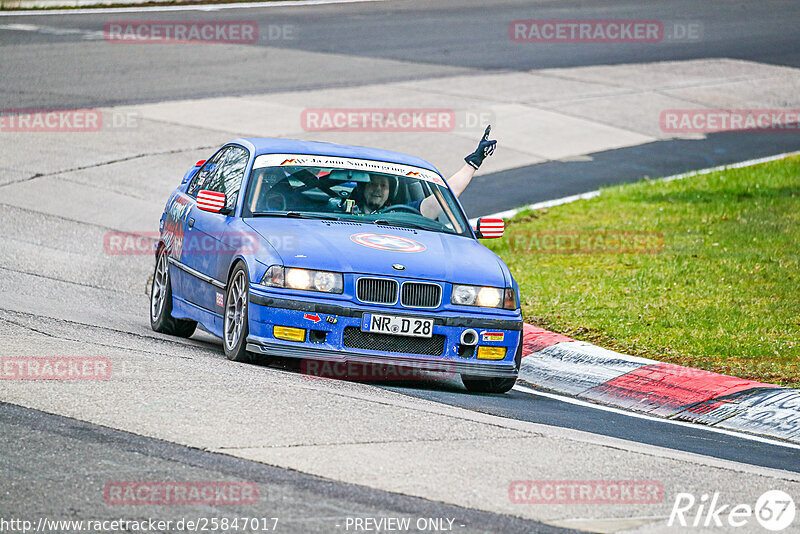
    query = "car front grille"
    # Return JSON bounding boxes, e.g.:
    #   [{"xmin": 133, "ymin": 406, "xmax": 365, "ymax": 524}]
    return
[
  {"xmin": 342, "ymin": 327, "xmax": 446, "ymax": 356},
  {"xmin": 357, "ymin": 277, "xmax": 398, "ymax": 304},
  {"xmin": 401, "ymin": 282, "xmax": 441, "ymax": 308}
]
